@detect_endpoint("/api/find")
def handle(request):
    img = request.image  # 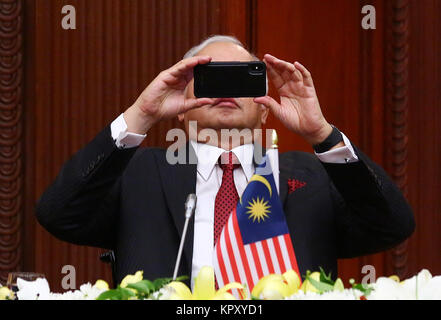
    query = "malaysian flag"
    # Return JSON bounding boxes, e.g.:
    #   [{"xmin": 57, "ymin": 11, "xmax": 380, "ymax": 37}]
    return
[{"xmin": 213, "ymin": 154, "xmax": 301, "ymax": 297}]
